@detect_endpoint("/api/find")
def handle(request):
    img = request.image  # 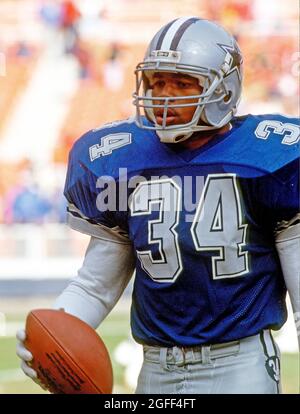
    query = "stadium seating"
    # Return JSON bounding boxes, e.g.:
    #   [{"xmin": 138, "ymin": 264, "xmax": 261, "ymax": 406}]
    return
[{"xmin": 0, "ymin": 46, "xmax": 40, "ymax": 137}]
